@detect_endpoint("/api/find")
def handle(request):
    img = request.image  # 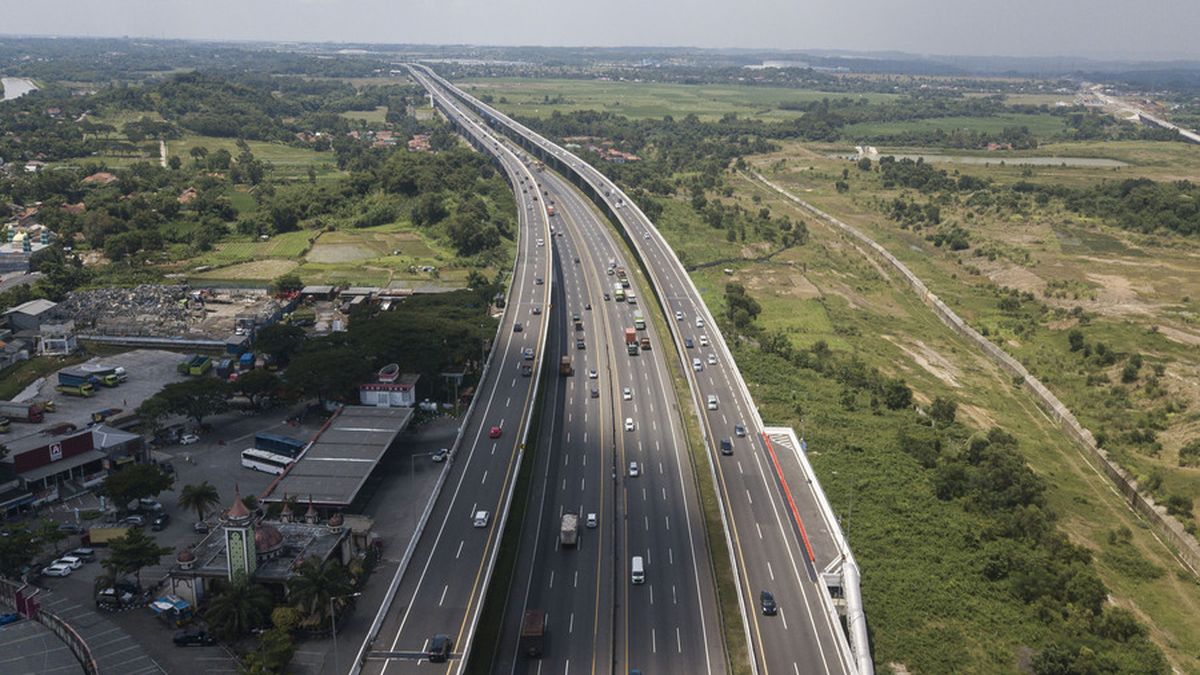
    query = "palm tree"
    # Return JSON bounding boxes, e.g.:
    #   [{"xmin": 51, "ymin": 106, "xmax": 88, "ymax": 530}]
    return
[
  {"xmin": 205, "ymin": 579, "xmax": 273, "ymax": 641},
  {"xmin": 178, "ymin": 482, "xmax": 221, "ymax": 524},
  {"xmin": 286, "ymin": 557, "xmax": 353, "ymax": 626}
]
